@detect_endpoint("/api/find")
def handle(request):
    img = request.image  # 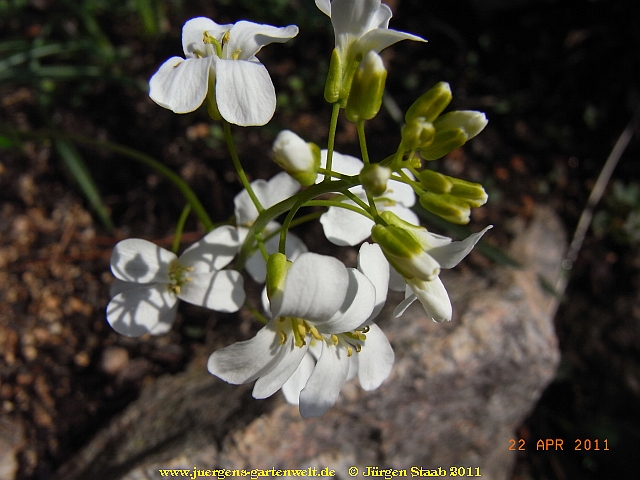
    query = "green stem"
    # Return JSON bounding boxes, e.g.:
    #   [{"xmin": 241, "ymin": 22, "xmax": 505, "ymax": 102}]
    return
[
  {"xmin": 236, "ymin": 178, "xmax": 357, "ymax": 269},
  {"xmin": 323, "ymin": 102, "xmax": 341, "ymax": 182},
  {"xmin": 356, "ymin": 119, "xmax": 379, "ymax": 219},
  {"xmin": 171, "ymin": 204, "xmax": 191, "ymax": 254},
  {"xmin": 2, "ymin": 127, "xmax": 214, "ymax": 231},
  {"xmin": 223, "ymin": 120, "xmax": 263, "ymax": 213},
  {"xmin": 305, "ymin": 200, "xmax": 375, "ymax": 220}
]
